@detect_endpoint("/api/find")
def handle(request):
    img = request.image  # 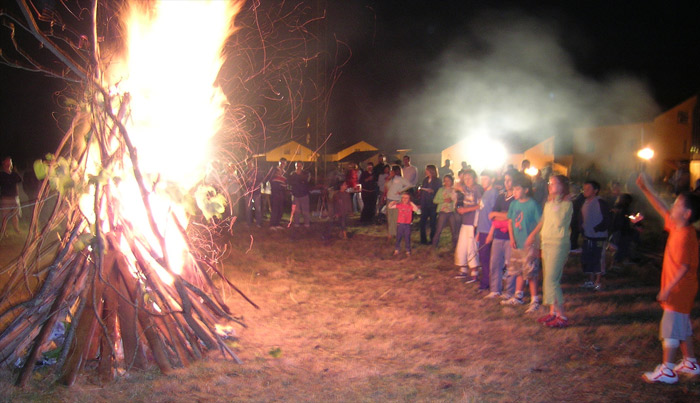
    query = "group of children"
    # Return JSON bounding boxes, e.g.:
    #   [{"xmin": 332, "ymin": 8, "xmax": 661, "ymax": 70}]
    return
[
  {"xmin": 384, "ymin": 168, "xmax": 573, "ymax": 326},
  {"xmin": 380, "ymin": 167, "xmax": 699, "ymax": 384}
]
